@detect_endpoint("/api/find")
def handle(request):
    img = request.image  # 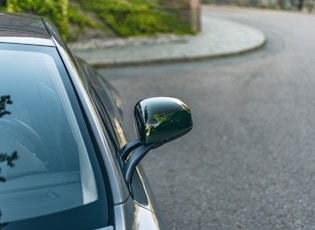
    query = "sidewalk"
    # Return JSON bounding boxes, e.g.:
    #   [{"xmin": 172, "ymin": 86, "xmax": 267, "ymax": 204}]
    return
[{"xmin": 69, "ymin": 7, "xmax": 266, "ymax": 68}]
